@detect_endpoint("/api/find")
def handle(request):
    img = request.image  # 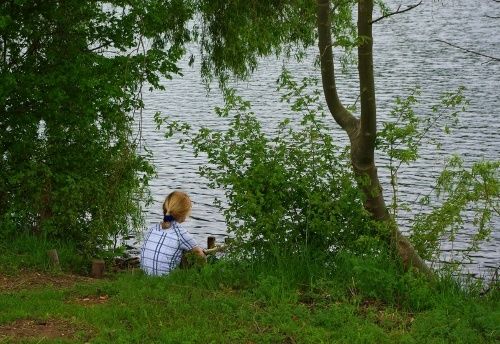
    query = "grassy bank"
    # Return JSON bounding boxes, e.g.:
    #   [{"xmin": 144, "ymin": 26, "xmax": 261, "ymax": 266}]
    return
[{"xmin": 0, "ymin": 237, "xmax": 498, "ymax": 343}]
